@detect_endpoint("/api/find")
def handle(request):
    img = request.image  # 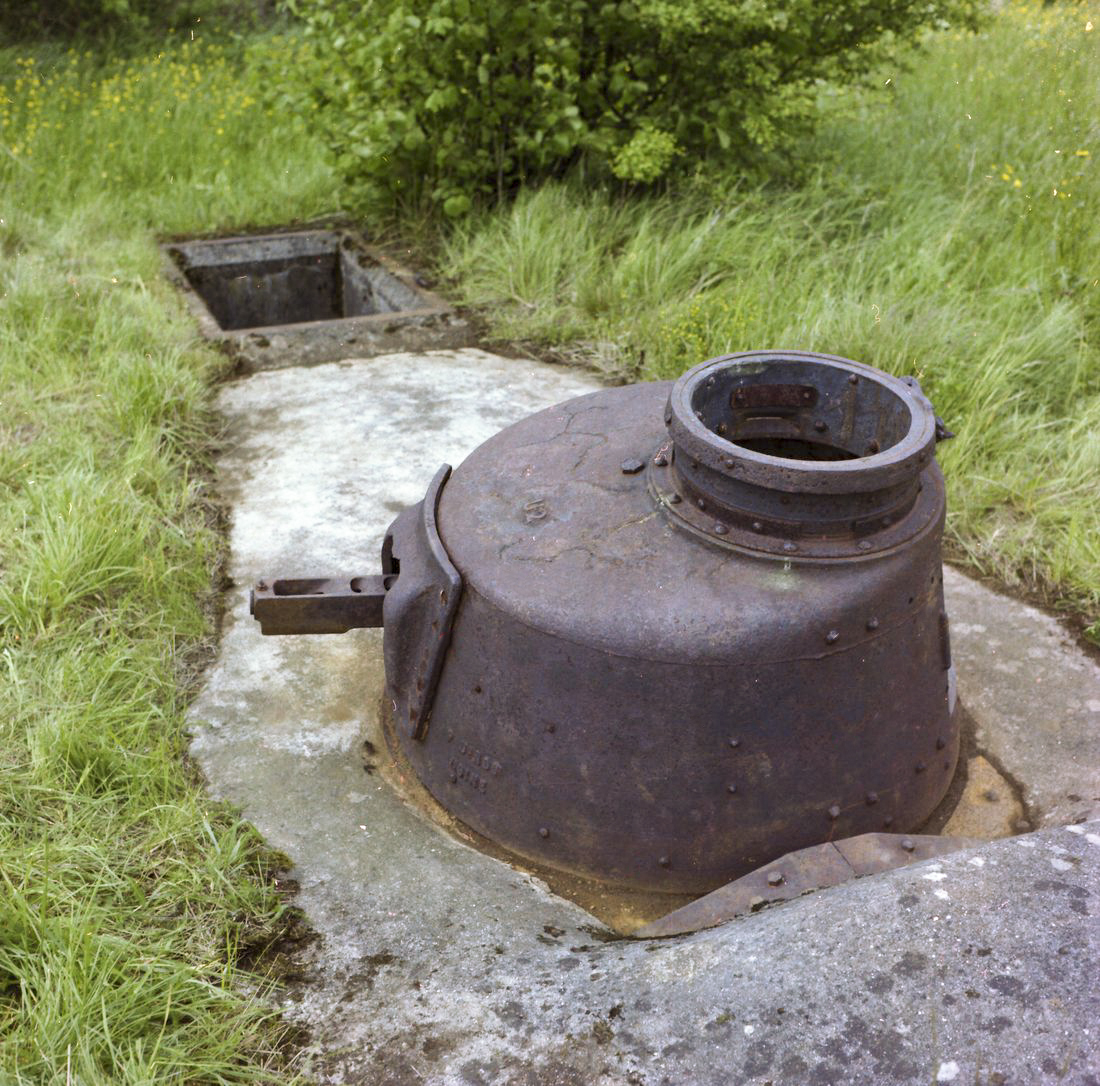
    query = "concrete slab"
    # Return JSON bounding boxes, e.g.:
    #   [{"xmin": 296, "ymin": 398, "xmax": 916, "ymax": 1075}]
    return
[
  {"xmin": 189, "ymin": 350, "xmax": 1100, "ymax": 1084},
  {"xmin": 943, "ymin": 568, "xmax": 1100, "ymax": 828}
]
